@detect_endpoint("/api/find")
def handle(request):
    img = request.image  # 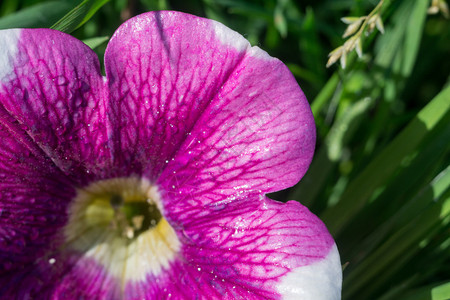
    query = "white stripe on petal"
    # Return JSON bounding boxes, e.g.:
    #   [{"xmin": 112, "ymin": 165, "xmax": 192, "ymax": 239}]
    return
[
  {"xmin": 277, "ymin": 244, "xmax": 342, "ymax": 300},
  {"xmin": 0, "ymin": 29, "xmax": 21, "ymax": 83}
]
